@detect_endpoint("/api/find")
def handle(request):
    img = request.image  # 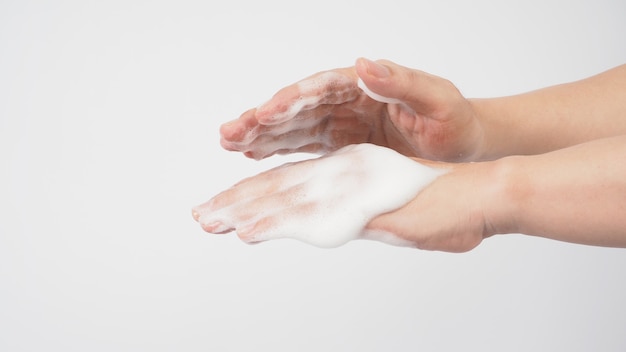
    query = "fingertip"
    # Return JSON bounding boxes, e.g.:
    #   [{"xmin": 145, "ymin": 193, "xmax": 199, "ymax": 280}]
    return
[
  {"xmin": 237, "ymin": 217, "xmax": 276, "ymax": 244},
  {"xmin": 235, "ymin": 222, "xmax": 255, "ymax": 243},
  {"xmin": 355, "ymin": 57, "xmax": 373, "ymax": 82},
  {"xmin": 355, "ymin": 57, "xmax": 391, "ymax": 80},
  {"xmin": 220, "ymin": 108, "xmax": 258, "ymax": 141},
  {"xmin": 355, "ymin": 59, "xmax": 403, "ymax": 105},
  {"xmin": 219, "ymin": 136, "xmax": 235, "ymax": 151},
  {"xmin": 244, "ymin": 150, "xmax": 263, "ymax": 160},
  {"xmin": 355, "ymin": 57, "xmax": 368, "ymax": 74},
  {"xmin": 197, "ymin": 213, "xmax": 233, "ymax": 233},
  {"xmin": 201, "ymin": 221, "xmax": 231, "ymax": 234},
  {"xmin": 218, "ymin": 120, "xmax": 236, "ymax": 139}
]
